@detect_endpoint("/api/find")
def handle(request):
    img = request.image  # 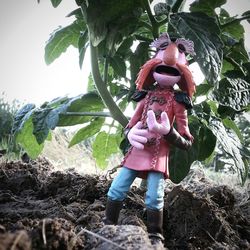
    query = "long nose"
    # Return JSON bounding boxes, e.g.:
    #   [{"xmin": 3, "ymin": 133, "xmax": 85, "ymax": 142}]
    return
[{"xmin": 163, "ymin": 43, "xmax": 179, "ymax": 65}]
